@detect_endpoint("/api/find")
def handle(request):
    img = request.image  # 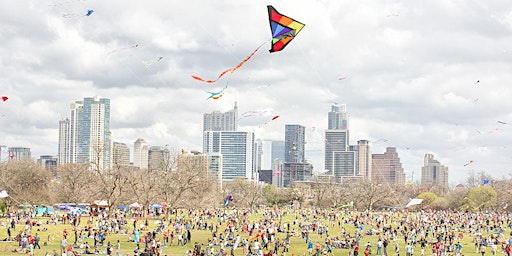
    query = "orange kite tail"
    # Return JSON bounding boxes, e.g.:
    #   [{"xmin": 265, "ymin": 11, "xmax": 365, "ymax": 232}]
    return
[{"xmin": 191, "ymin": 44, "xmax": 264, "ymax": 83}]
